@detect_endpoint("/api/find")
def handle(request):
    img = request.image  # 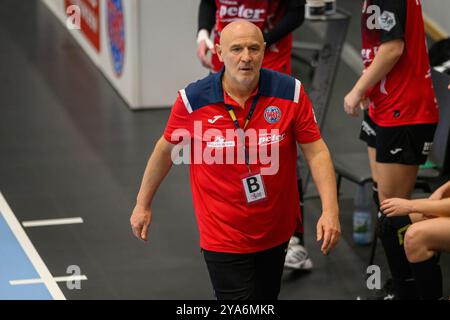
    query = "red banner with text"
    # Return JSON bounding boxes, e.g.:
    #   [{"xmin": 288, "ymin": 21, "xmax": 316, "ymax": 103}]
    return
[{"xmin": 65, "ymin": 0, "xmax": 100, "ymax": 52}]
